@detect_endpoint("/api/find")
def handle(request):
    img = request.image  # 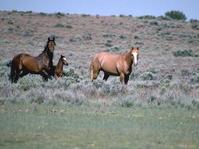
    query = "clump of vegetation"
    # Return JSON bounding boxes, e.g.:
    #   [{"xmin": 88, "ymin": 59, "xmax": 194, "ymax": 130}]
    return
[
  {"xmin": 55, "ymin": 12, "xmax": 65, "ymax": 18},
  {"xmin": 149, "ymin": 21, "xmax": 159, "ymax": 26},
  {"xmin": 140, "ymin": 71, "xmax": 157, "ymax": 81},
  {"xmin": 119, "ymin": 35, "xmax": 127, "ymax": 40},
  {"xmin": 119, "ymin": 14, "xmax": 126, "ymax": 18},
  {"xmin": 65, "ymin": 25, "xmax": 73, "ymax": 29},
  {"xmin": 190, "ymin": 72, "xmax": 199, "ymax": 84},
  {"xmin": 81, "ymin": 14, "xmax": 90, "ymax": 17},
  {"xmin": 138, "ymin": 15, "xmax": 156, "ymax": 20},
  {"xmin": 190, "ymin": 20, "xmax": 199, "ymax": 30},
  {"xmin": 39, "ymin": 12, "xmax": 48, "ymax": 16},
  {"xmin": 82, "ymin": 33, "xmax": 92, "ymax": 40},
  {"xmin": 165, "ymin": 10, "xmax": 187, "ymax": 21},
  {"xmin": 103, "ymin": 34, "xmax": 116, "ymax": 38},
  {"xmin": 54, "ymin": 23, "xmax": 65, "ymax": 28},
  {"xmin": 105, "ymin": 40, "xmax": 112, "ymax": 47},
  {"xmin": 173, "ymin": 49, "xmax": 198, "ymax": 57}
]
